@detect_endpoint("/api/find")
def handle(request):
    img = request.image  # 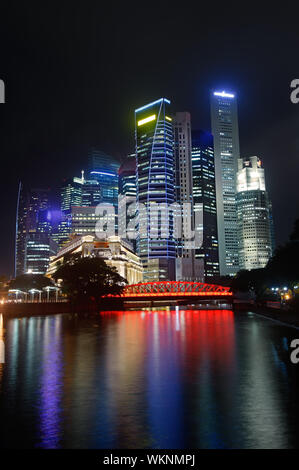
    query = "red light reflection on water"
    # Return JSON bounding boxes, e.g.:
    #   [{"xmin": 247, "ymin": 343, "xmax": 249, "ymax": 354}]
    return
[{"xmin": 100, "ymin": 308, "xmax": 235, "ymax": 368}]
